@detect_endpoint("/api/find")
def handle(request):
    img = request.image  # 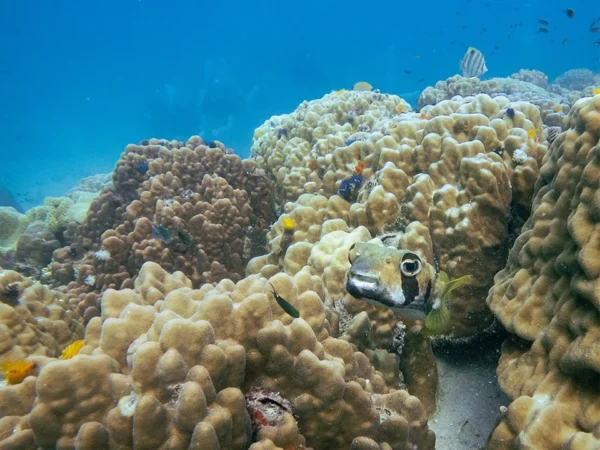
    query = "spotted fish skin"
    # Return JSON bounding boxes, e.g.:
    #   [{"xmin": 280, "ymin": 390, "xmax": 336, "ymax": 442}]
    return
[{"xmin": 460, "ymin": 47, "xmax": 488, "ymax": 78}]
